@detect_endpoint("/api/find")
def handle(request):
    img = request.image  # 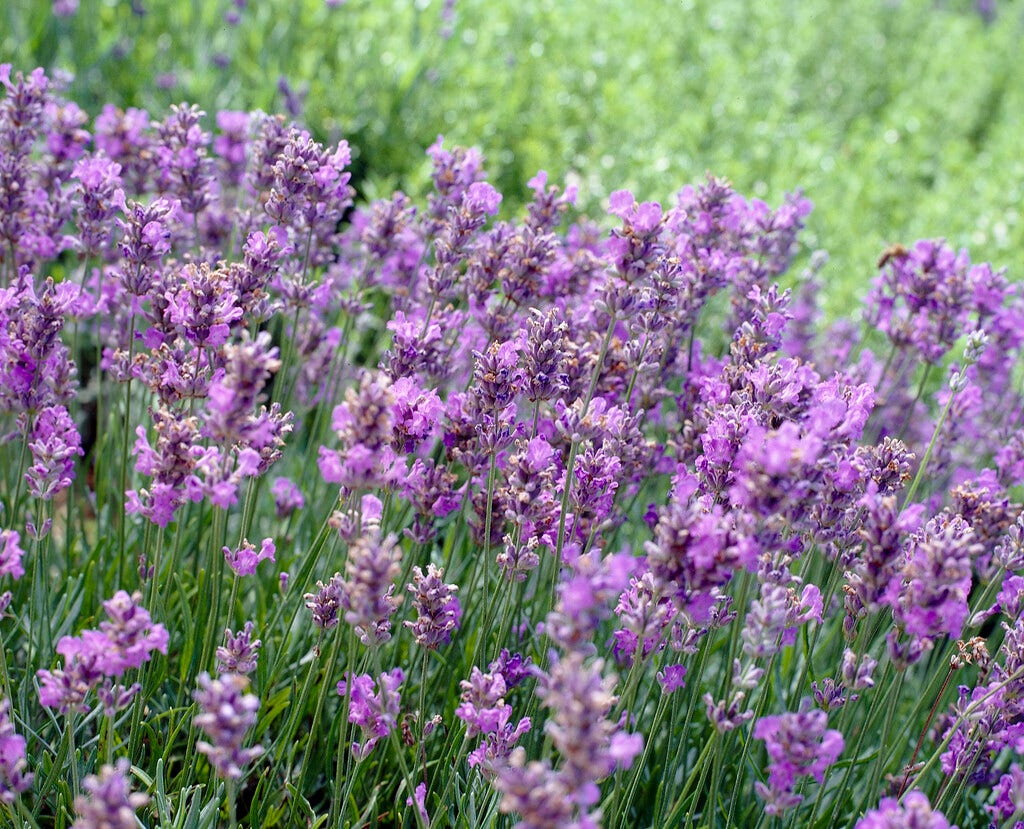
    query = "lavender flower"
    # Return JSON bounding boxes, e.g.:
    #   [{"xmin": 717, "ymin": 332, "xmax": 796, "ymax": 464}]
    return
[
  {"xmin": 884, "ymin": 512, "xmax": 980, "ymax": 646},
  {"xmin": 125, "ymin": 406, "xmax": 204, "ymax": 527},
  {"xmin": 38, "ymin": 592, "xmax": 168, "ymax": 712},
  {"xmin": 304, "ymin": 573, "xmax": 344, "ymax": 631},
  {"xmin": 341, "ymin": 531, "xmax": 404, "ymax": 646},
  {"xmin": 337, "ymin": 668, "xmax": 404, "ymax": 760},
  {"xmin": 204, "ymin": 331, "xmax": 289, "ymax": 457},
  {"xmin": 494, "ymin": 752, "xmax": 576, "ymax": 829},
  {"xmin": 988, "ymin": 764, "xmax": 1024, "ymax": 826},
  {"xmin": 97, "ymin": 590, "xmax": 169, "ymax": 673},
  {"xmin": 216, "ymin": 622, "xmax": 261, "ymax": 675},
  {"xmin": 154, "ymin": 103, "xmax": 215, "ymax": 217},
  {"xmin": 270, "ymin": 476, "xmax": 304, "ymax": 518},
  {"xmin": 166, "ymin": 262, "xmax": 243, "ymax": 348},
  {"xmin": 407, "ymin": 781, "xmax": 430, "ymax": 826},
  {"xmin": 0, "ymin": 698, "xmax": 32, "ymax": 803},
  {"xmin": 405, "ymin": 564, "xmax": 461, "ymax": 649},
  {"xmin": 214, "ymin": 110, "xmax": 250, "ymax": 188},
  {"xmin": 753, "ymin": 705, "xmax": 844, "ymax": 815},
  {"xmin": 115, "ymin": 196, "xmax": 179, "ymax": 296},
  {"xmin": 865, "ymin": 239, "xmax": 978, "ymax": 364},
  {"xmin": 467, "ymin": 707, "xmax": 532, "ymax": 779},
  {"xmin": 0, "ymin": 530, "xmax": 26, "ymax": 580},
  {"xmin": 854, "ymin": 791, "xmax": 955, "ymax": 829},
  {"xmin": 223, "ymin": 537, "xmax": 276, "ymax": 577},
  {"xmin": 529, "ymin": 650, "xmax": 643, "ymax": 814},
  {"xmin": 72, "ymin": 153, "xmax": 126, "ymax": 256},
  {"xmin": 456, "ymin": 667, "xmax": 510, "ymax": 738},
  {"xmin": 193, "ymin": 672, "xmax": 263, "ymax": 779},
  {"xmin": 72, "ymin": 759, "xmax": 148, "ymax": 829},
  {"xmin": 24, "ymin": 404, "xmax": 83, "ymax": 500}
]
